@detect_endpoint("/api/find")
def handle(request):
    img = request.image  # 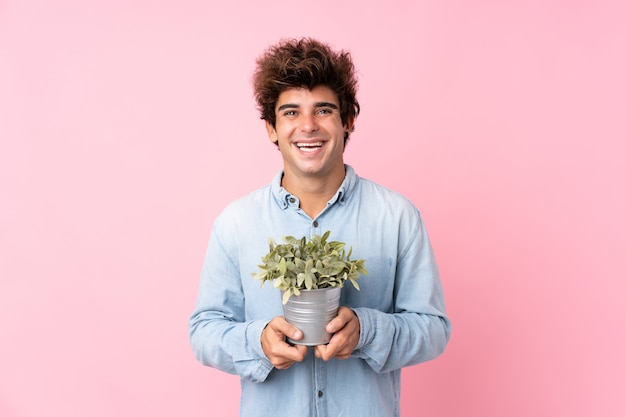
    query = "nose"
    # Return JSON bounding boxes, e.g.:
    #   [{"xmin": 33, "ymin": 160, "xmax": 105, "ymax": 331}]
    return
[{"xmin": 299, "ymin": 111, "xmax": 318, "ymax": 133}]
